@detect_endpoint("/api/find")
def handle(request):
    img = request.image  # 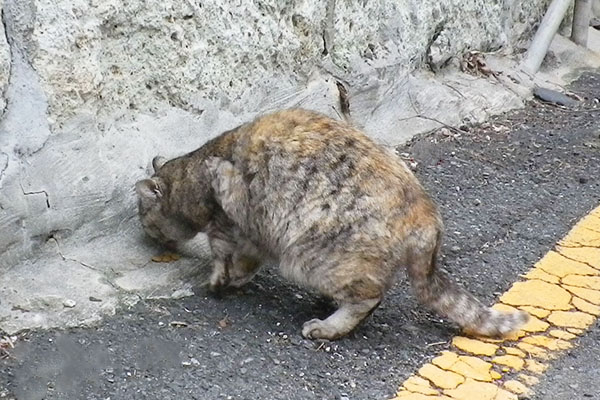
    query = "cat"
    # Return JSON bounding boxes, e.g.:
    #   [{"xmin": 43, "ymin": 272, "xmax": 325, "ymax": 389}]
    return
[{"xmin": 135, "ymin": 109, "xmax": 528, "ymax": 340}]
